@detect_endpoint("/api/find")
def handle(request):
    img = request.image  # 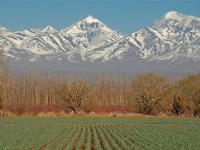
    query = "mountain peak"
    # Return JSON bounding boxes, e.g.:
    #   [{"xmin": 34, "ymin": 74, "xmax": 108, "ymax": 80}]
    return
[
  {"xmin": 151, "ymin": 11, "xmax": 188, "ymax": 29},
  {"xmin": 163, "ymin": 11, "xmax": 187, "ymax": 21},
  {"xmin": 39, "ymin": 25, "xmax": 56, "ymax": 31},
  {"xmin": 83, "ymin": 15, "xmax": 101, "ymax": 24},
  {"xmin": 60, "ymin": 15, "xmax": 104, "ymax": 34},
  {"xmin": 36, "ymin": 26, "xmax": 58, "ymax": 34},
  {"xmin": 41, "ymin": 25, "xmax": 53, "ymax": 29},
  {"xmin": 0, "ymin": 26, "xmax": 10, "ymax": 34},
  {"xmin": 151, "ymin": 11, "xmax": 200, "ymax": 29},
  {"xmin": 86, "ymin": 15, "xmax": 94, "ymax": 19}
]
